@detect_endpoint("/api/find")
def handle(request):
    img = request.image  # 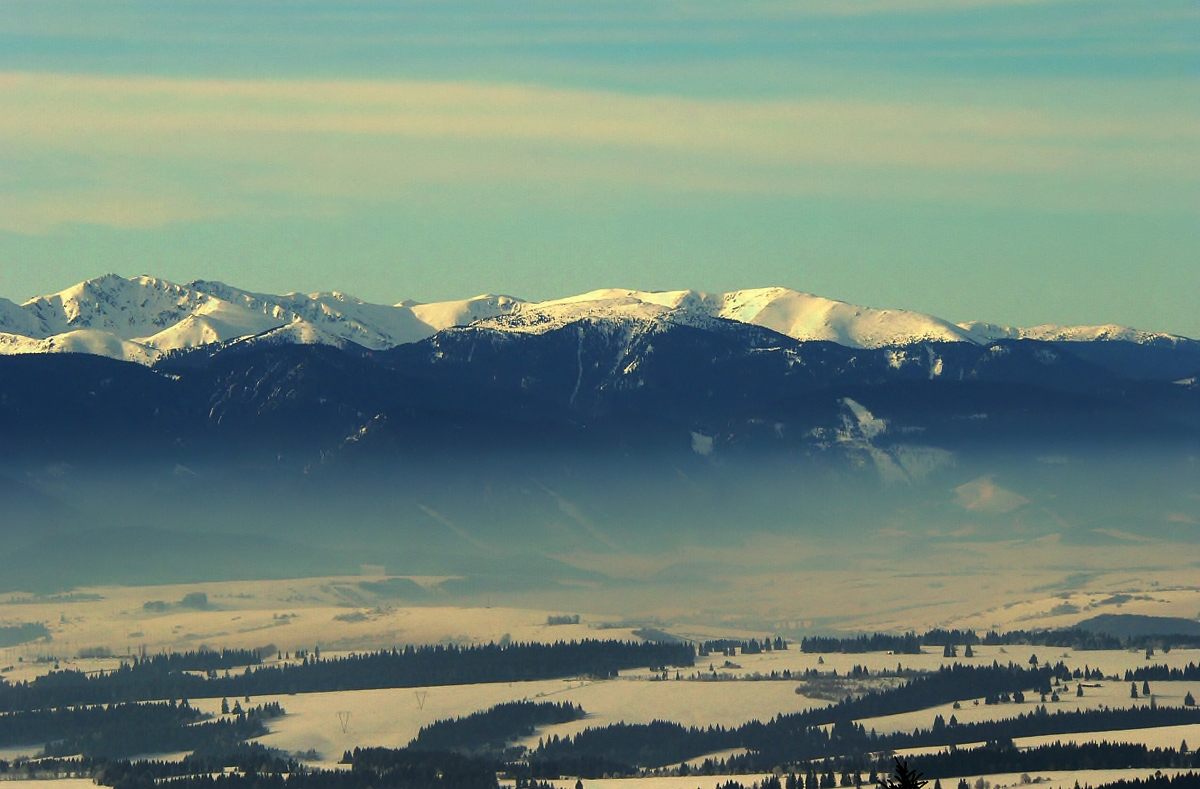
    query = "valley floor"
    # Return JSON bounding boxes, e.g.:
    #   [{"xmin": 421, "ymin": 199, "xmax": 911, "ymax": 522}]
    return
[{"xmin": 4, "ymin": 571, "xmax": 1200, "ymax": 789}]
